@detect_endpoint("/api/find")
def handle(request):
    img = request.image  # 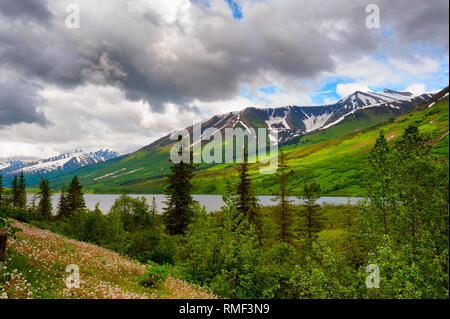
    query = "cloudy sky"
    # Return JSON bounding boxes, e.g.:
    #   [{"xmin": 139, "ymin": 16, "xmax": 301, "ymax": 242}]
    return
[{"xmin": 0, "ymin": 0, "xmax": 448, "ymax": 160}]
